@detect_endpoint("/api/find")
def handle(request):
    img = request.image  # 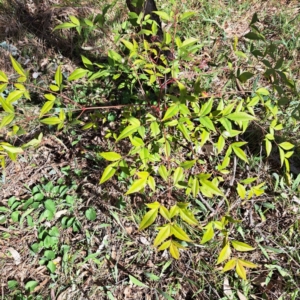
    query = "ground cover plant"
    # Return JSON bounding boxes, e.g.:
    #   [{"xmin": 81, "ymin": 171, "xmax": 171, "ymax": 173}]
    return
[{"xmin": 0, "ymin": 0, "xmax": 299, "ymax": 299}]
